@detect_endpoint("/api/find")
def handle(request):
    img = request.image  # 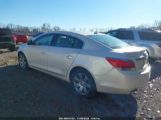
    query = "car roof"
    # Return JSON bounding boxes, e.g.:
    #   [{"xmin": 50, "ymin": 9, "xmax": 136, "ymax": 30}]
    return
[
  {"xmin": 41, "ymin": 31, "xmax": 99, "ymax": 39},
  {"xmin": 33, "ymin": 31, "xmax": 90, "ymax": 41},
  {"xmin": 32, "ymin": 31, "xmax": 112, "ymax": 51},
  {"xmin": 108, "ymin": 28, "xmax": 155, "ymax": 32}
]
